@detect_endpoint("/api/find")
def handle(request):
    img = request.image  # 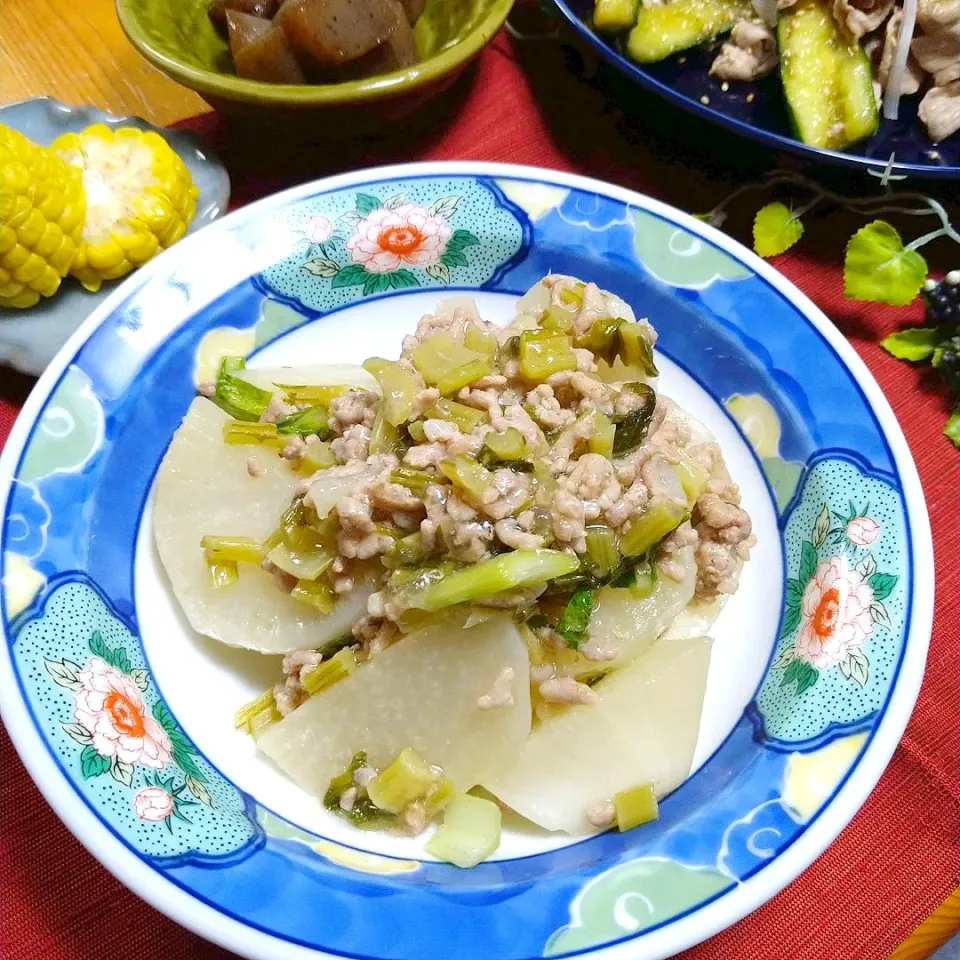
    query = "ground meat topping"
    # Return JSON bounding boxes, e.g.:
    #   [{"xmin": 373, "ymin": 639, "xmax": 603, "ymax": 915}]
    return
[
  {"xmin": 260, "ymin": 393, "xmax": 296, "ymax": 425},
  {"xmin": 241, "ymin": 277, "xmax": 752, "ymax": 684},
  {"xmin": 328, "ymin": 389, "xmax": 378, "ymax": 434},
  {"xmin": 693, "ymin": 491, "xmax": 754, "ymax": 600},
  {"xmin": 477, "ymin": 667, "xmax": 516, "ymax": 710},
  {"xmin": 538, "ymin": 676, "xmax": 600, "ymax": 705},
  {"xmin": 332, "ymin": 424, "xmax": 371, "ymax": 463},
  {"xmin": 586, "ymin": 800, "xmax": 616, "ymax": 828}
]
